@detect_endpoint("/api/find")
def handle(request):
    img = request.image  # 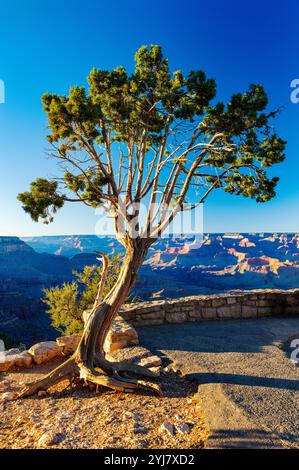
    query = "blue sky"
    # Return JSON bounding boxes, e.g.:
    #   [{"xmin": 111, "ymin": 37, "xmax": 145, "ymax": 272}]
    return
[{"xmin": 0, "ymin": 0, "xmax": 298, "ymax": 236}]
